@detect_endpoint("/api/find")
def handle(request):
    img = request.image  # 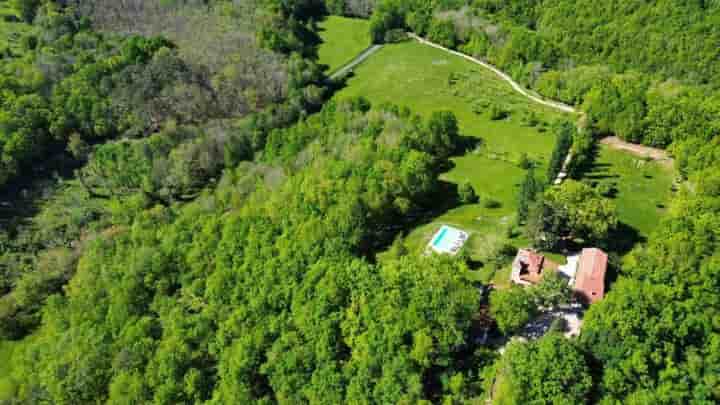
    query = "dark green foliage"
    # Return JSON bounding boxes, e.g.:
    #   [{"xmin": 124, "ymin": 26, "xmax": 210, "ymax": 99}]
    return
[
  {"xmin": 483, "ymin": 198, "xmax": 501, "ymax": 209},
  {"xmin": 490, "ymin": 287, "xmax": 536, "ymax": 334},
  {"xmin": 529, "ymin": 271, "xmax": 571, "ymax": 309},
  {"xmin": 407, "ymin": 109, "xmax": 461, "ymax": 159},
  {"xmin": 11, "ymin": 0, "xmax": 40, "ymax": 23},
  {"xmin": 566, "ymin": 128, "xmax": 595, "ymax": 178},
  {"xmin": 369, "ymin": 0, "xmax": 405, "ymax": 43},
  {"xmin": 517, "ymin": 166, "xmax": 539, "ymax": 223},
  {"xmin": 4, "ymin": 1, "xmax": 720, "ymax": 403},
  {"xmin": 517, "ymin": 152, "xmax": 531, "ymax": 169},
  {"xmin": 458, "ymin": 181, "xmax": 478, "ymax": 204},
  {"xmin": 488, "ymin": 103, "xmax": 509, "ymax": 120},
  {"xmin": 546, "ymin": 120, "xmax": 574, "ymax": 183}
]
